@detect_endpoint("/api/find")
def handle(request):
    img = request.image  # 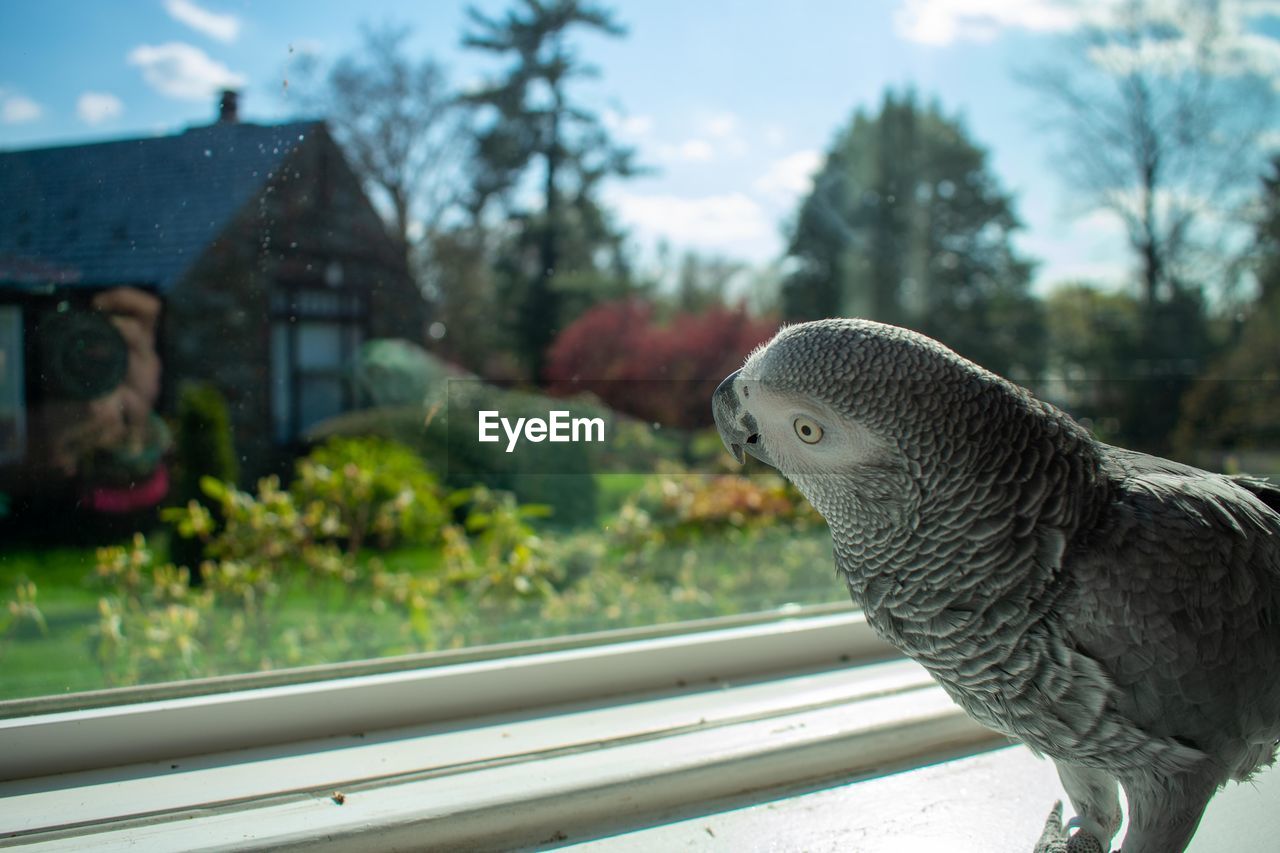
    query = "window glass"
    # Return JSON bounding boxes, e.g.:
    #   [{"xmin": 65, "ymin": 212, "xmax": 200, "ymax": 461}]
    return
[
  {"xmin": 270, "ymin": 323, "xmax": 292, "ymax": 443},
  {"xmin": 0, "ymin": 1, "xmax": 1277, "ymax": 705},
  {"xmin": 0, "ymin": 307, "xmax": 25, "ymax": 465}
]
